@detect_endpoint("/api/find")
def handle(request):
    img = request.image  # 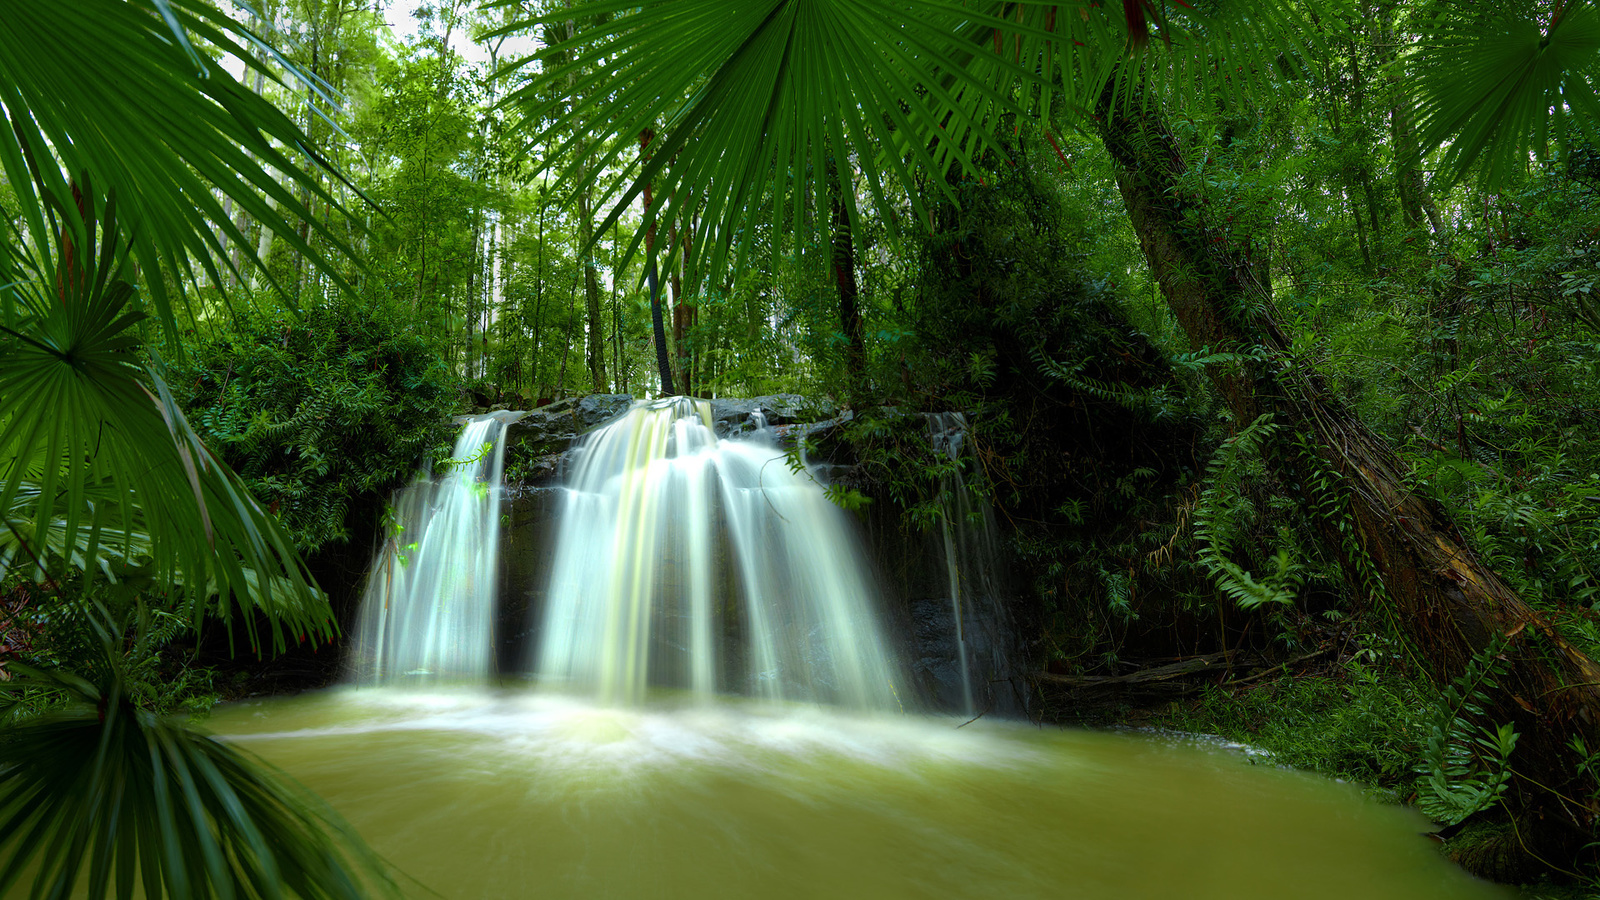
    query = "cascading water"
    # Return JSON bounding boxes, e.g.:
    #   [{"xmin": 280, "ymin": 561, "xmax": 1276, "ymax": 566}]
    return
[
  {"xmin": 535, "ymin": 397, "xmax": 902, "ymax": 709},
  {"xmin": 351, "ymin": 410, "xmax": 520, "ymax": 684},
  {"xmin": 226, "ymin": 399, "xmax": 1504, "ymax": 900},
  {"xmin": 925, "ymin": 412, "xmax": 1013, "ymax": 717}
]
